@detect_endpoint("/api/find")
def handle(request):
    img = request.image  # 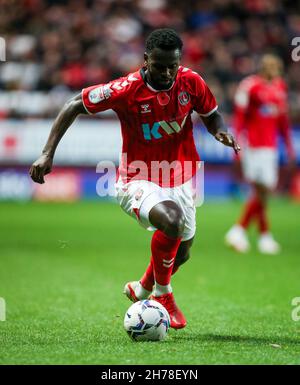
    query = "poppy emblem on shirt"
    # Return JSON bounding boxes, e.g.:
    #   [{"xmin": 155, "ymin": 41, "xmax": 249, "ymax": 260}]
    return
[
  {"xmin": 157, "ymin": 92, "xmax": 170, "ymax": 106},
  {"xmin": 178, "ymin": 91, "xmax": 190, "ymax": 106}
]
